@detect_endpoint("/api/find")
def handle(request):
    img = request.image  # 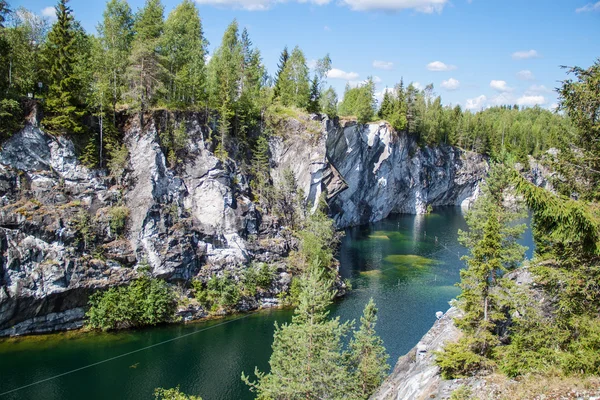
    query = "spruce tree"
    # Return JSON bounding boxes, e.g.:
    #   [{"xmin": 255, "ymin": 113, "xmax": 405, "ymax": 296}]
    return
[
  {"xmin": 242, "ymin": 268, "xmax": 353, "ymax": 399},
  {"xmin": 348, "ymin": 298, "xmax": 389, "ymax": 399},
  {"xmin": 273, "ymin": 46, "xmax": 288, "ymax": 99},
  {"xmin": 307, "ymin": 75, "xmax": 320, "ymax": 113},
  {"xmin": 43, "ymin": 0, "xmax": 85, "ymax": 135}
]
